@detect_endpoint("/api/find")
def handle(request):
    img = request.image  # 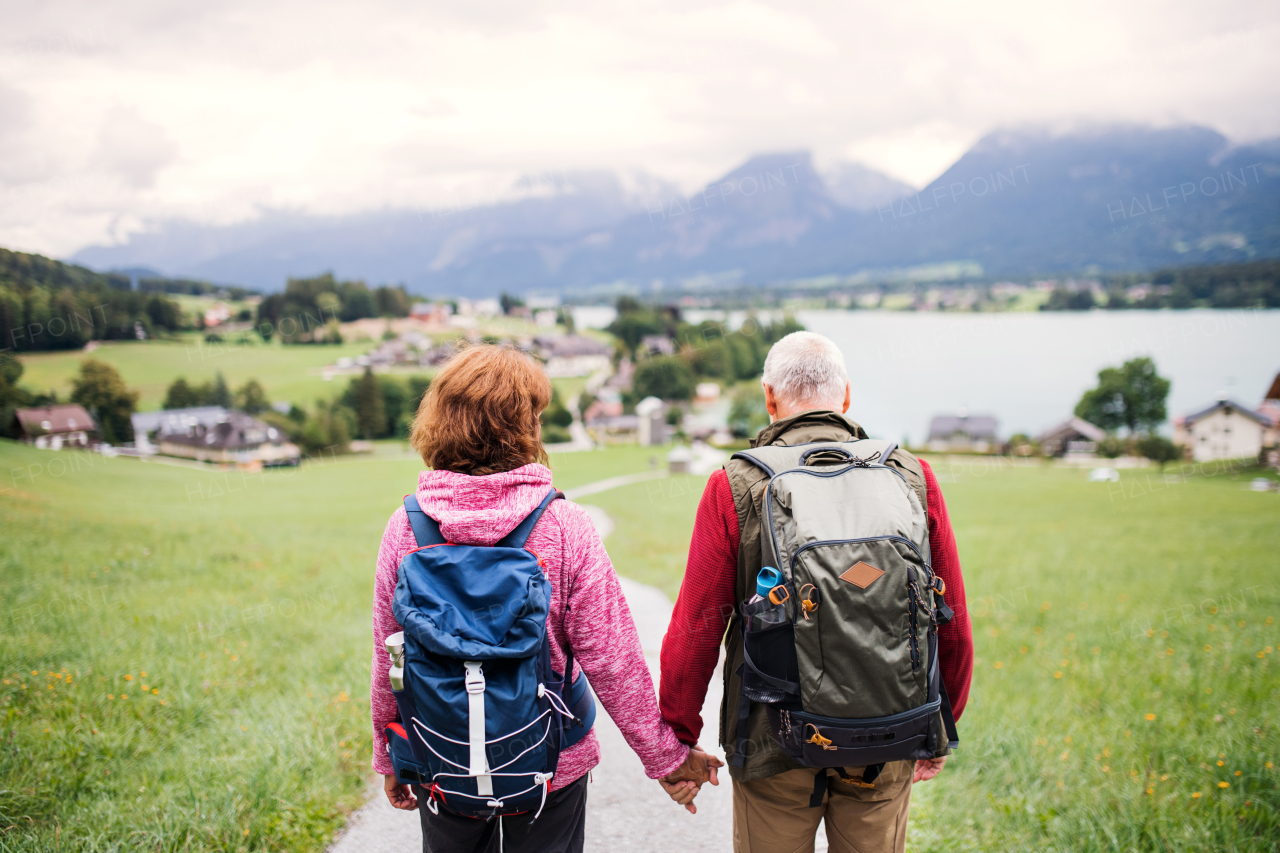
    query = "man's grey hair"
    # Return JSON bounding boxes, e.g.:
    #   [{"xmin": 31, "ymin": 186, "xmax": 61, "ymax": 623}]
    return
[{"xmin": 761, "ymin": 331, "xmax": 848, "ymax": 407}]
